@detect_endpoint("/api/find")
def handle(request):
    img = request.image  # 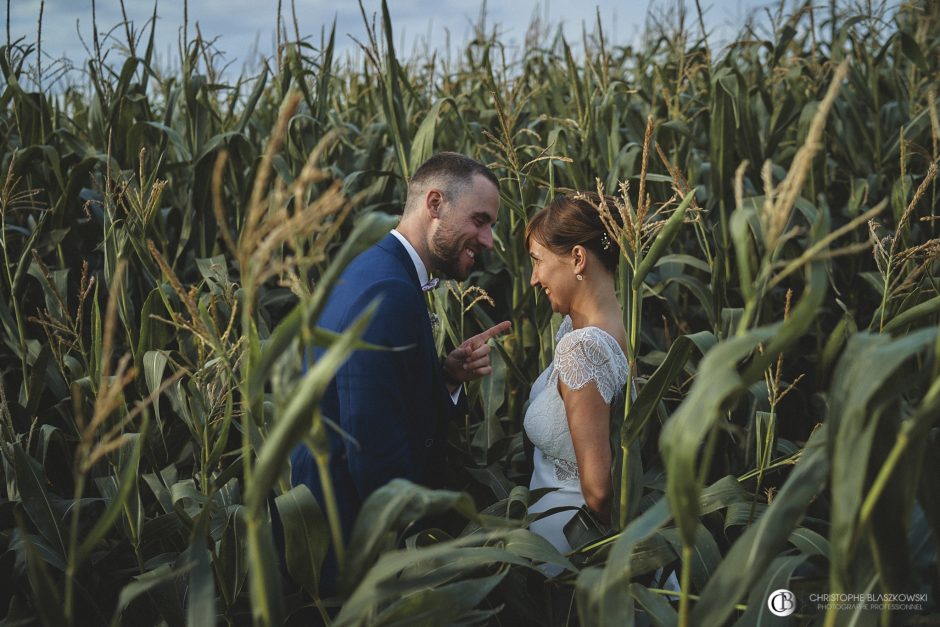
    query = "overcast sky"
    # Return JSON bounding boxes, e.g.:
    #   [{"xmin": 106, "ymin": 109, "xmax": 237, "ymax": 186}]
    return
[{"xmin": 8, "ymin": 0, "xmax": 777, "ymax": 84}]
